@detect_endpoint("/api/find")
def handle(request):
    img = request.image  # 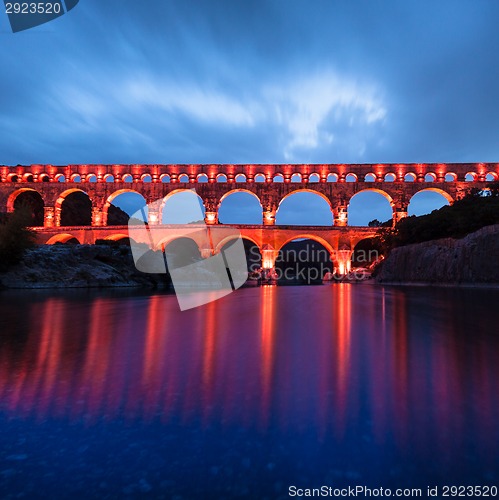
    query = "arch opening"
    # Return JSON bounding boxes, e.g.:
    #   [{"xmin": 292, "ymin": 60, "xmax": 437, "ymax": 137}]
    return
[
  {"xmin": 348, "ymin": 190, "xmax": 393, "ymax": 227},
  {"xmin": 408, "ymin": 189, "xmax": 452, "ymax": 216},
  {"xmin": 218, "ymin": 190, "xmax": 262, "ymax": 224},
  {"xmin": 57, "ymin": 189, "xmax": 92, "ymax": 227},
  {"xmin": 46, "ymin": 234, "xmax": 81, "ymax": 245},
  {"xmin": 161, "ymin": 190, "xmax": 206, "ymax": 224},
  {"xmin": 105, "ymin": 190, "xmax": 147, "ymax": 225},
  {"xmin": 276, "ymin": 191, "xmax": 333, "ymax": 226},
  {"xmin": 10, "ymin": 189, "xmax": 44, "ymax": 227},
  {"xmin": 275, "ymin": 238, "xmax": 333, "ymax": 284}
]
